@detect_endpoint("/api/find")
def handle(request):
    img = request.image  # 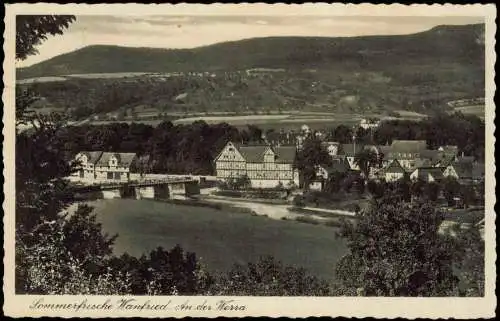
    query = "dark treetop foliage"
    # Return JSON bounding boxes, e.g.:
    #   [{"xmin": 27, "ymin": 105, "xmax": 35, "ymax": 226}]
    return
[{"xmin": 16, "ymin": 15, "xmax": 75, "ymax": 61}]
